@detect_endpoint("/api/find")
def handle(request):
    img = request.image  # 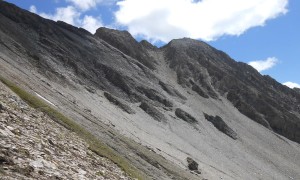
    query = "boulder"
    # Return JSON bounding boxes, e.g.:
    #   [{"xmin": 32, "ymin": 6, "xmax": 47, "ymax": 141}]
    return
[
  {"xmin": 186, "ymin": 157, "xmax": 199, "ymax": 171},
  {"xmin": 104, "ymin": 92, "xmax": 135, "ymax": 114},
  {"xmin": 139, "ymin": 102, "xmax": 165, "ymax": 122},
  {"xmin": 204, "ymin": 113, "xmax": 237, "ymax": 140},
  {"xmin": 175, "ymin": 108, "xmax": 197, "ymax": 124}
]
